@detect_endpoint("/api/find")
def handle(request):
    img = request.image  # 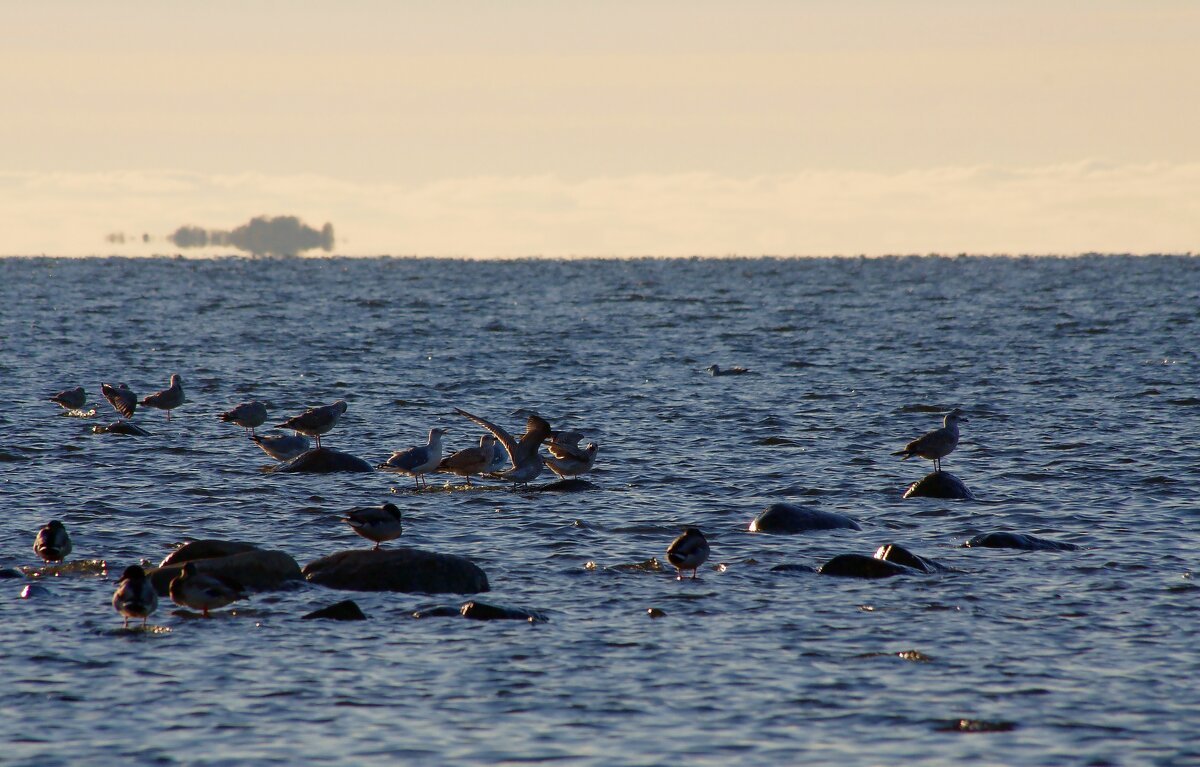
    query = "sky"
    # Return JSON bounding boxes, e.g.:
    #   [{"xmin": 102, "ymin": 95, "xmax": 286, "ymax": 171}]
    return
[{"xmin": 3, "ymin": 0, "xmax": 1197, "ymax": 256}]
